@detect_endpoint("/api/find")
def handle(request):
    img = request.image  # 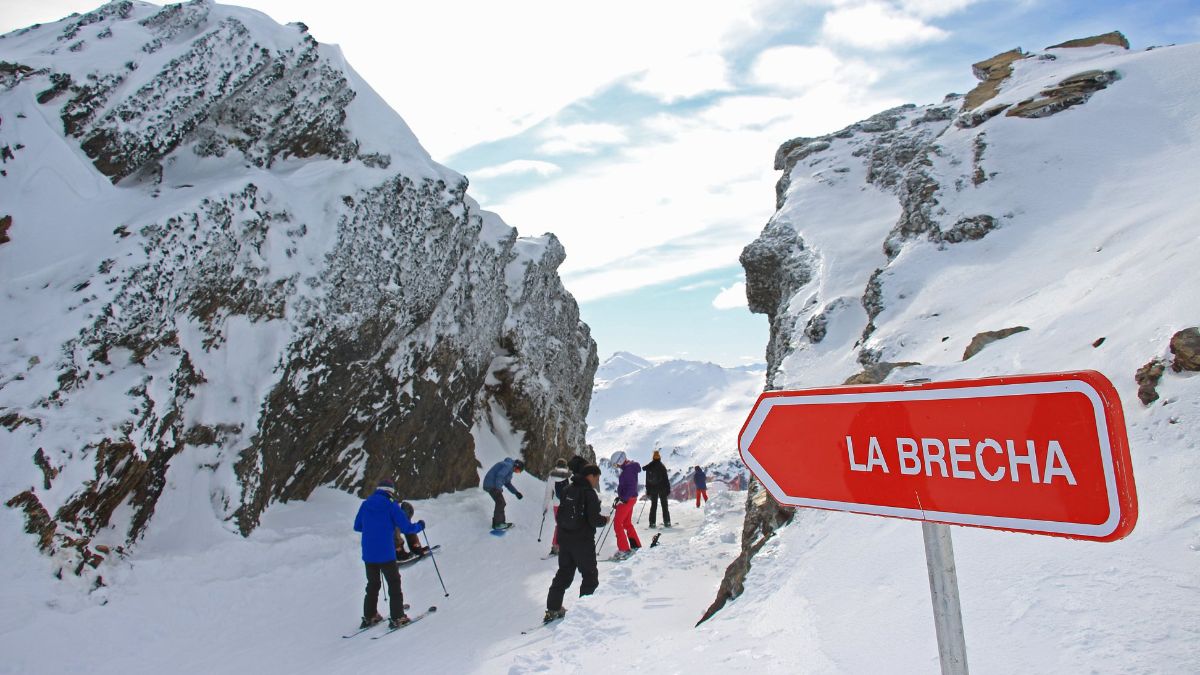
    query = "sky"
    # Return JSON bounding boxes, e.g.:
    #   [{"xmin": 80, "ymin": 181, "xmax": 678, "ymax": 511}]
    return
[{"xmin": 4, "ymin": 0, "xmax": 1198, "ymax": 366}]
